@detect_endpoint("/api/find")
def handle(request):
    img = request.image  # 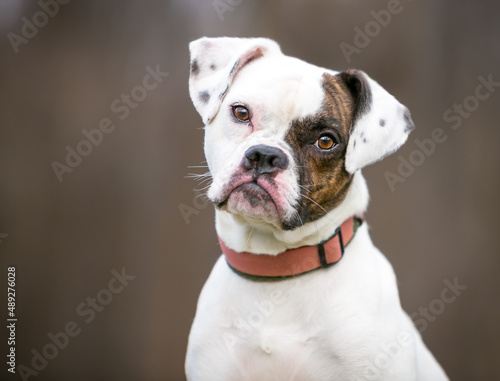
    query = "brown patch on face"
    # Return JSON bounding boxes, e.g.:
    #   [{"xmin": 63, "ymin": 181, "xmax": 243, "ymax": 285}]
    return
[{"xmin": 283, "ymin": 73, "xmax": 357, "ymax": 229}]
